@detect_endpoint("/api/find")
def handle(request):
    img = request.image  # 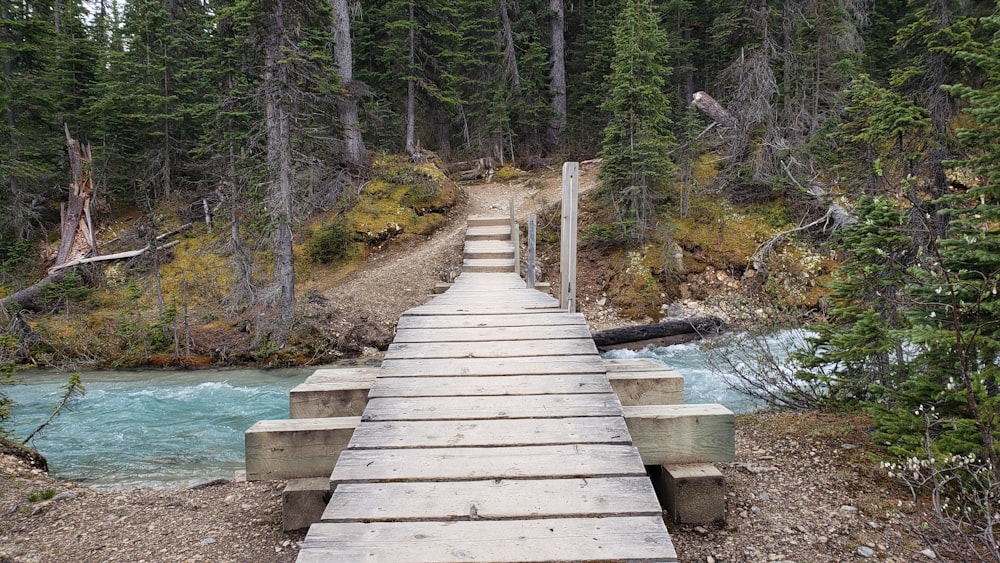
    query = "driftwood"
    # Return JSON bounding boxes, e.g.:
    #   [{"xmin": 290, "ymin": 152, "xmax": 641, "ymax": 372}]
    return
[{"xmin": 591, "ymin": 316, "xmax": 725, "ymax": 349}]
